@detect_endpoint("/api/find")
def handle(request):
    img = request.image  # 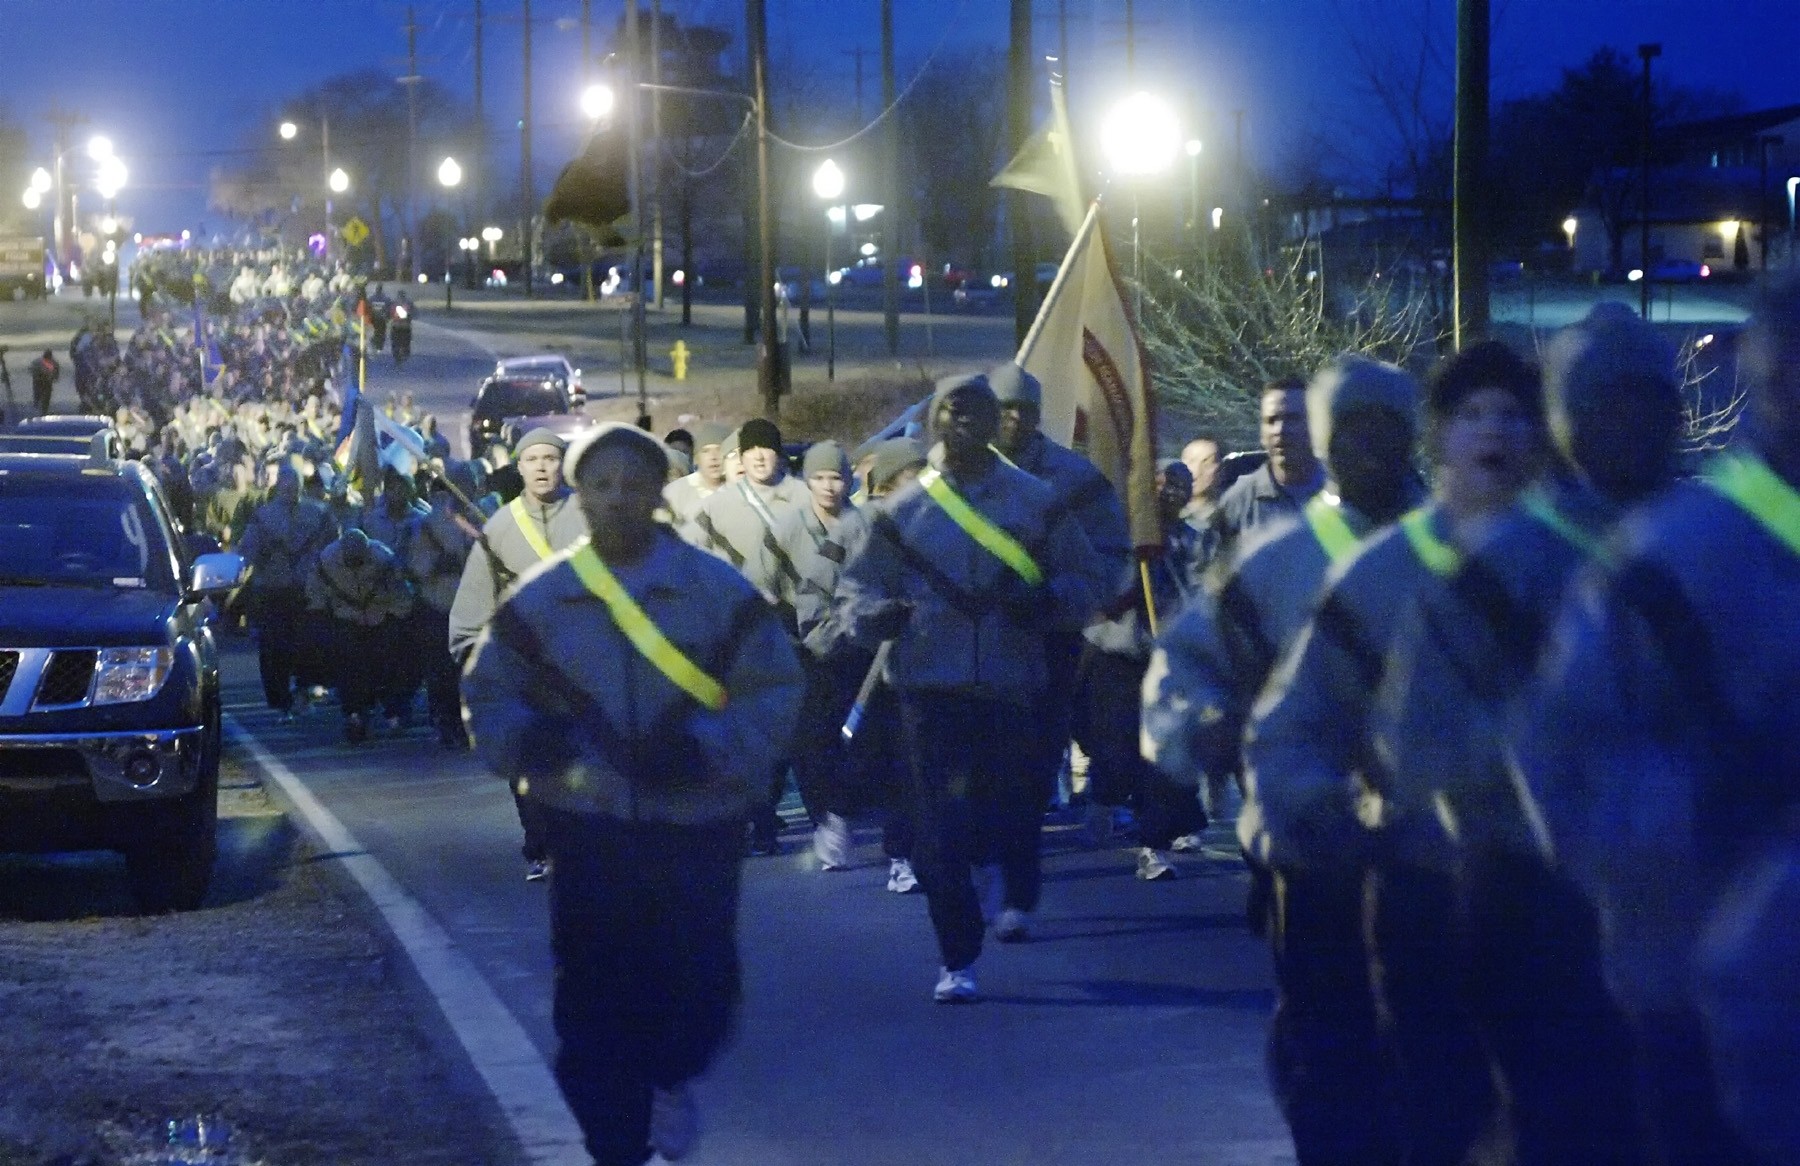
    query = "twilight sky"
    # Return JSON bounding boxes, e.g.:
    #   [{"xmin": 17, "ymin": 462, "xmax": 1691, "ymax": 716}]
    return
[{"xmin": 2, "ymin": 0, "xmax": 1795, "ymax": 239}]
